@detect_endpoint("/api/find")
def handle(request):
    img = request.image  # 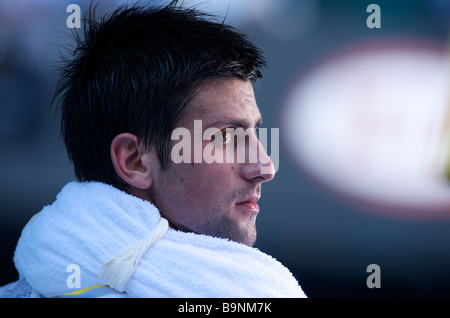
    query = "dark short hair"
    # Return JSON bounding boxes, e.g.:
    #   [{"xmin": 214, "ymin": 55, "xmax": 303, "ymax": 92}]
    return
[{"xmin": 54, "ymin": 1, "xmax": 266, "ymax": 190}]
